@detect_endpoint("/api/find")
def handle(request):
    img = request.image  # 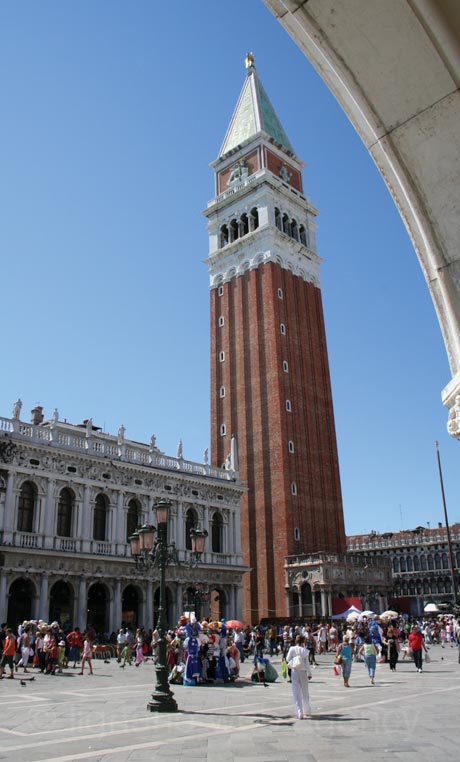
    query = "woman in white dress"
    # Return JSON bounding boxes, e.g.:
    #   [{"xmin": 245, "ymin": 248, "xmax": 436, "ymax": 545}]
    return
[{"xmin": 286, "ymin": 634, "xmax": 312, "ymax": 719}]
